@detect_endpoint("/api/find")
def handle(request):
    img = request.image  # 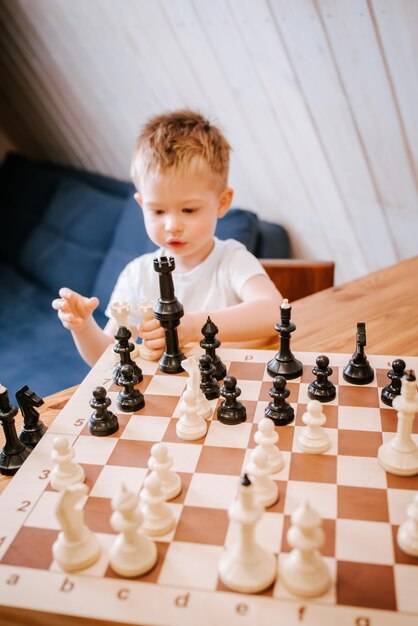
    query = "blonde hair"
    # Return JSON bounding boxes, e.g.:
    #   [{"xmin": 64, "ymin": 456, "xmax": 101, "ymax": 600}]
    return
[{"xmin": 130, "ymin": 109, "xmax": 231, "ymax": 190}]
